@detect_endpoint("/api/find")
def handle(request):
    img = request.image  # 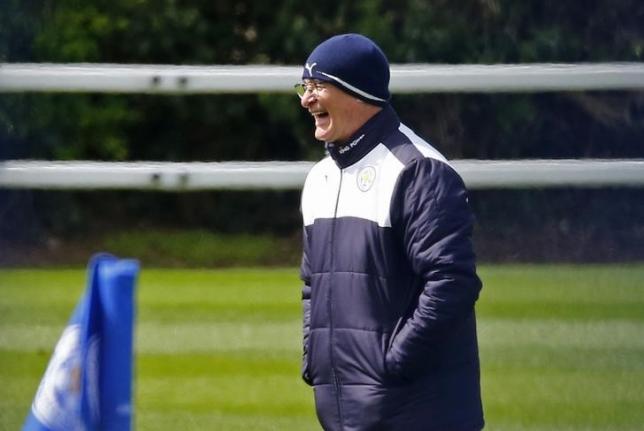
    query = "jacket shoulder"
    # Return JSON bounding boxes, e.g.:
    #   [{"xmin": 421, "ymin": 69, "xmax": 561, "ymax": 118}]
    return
[
  {"xmin": 384, "ymin": 123, "xmax": 449, "ymax": 168},
  {"xmin": 385, "ymin": 124, "xmax": 470, "ymax": 225}
]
